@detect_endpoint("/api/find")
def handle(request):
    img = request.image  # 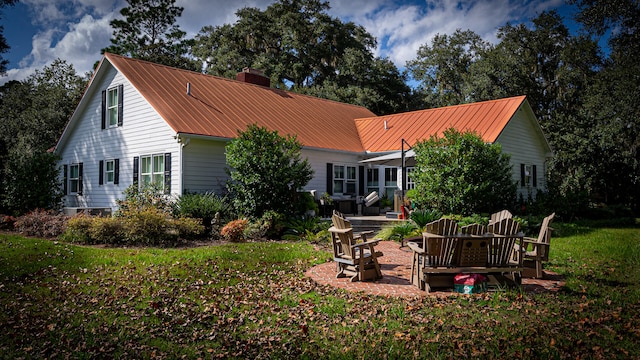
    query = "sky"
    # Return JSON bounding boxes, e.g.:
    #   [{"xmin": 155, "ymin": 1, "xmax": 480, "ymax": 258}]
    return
[{"xmin": 0, "ymin": 0, "xmax": 578, "ymax": 85}]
